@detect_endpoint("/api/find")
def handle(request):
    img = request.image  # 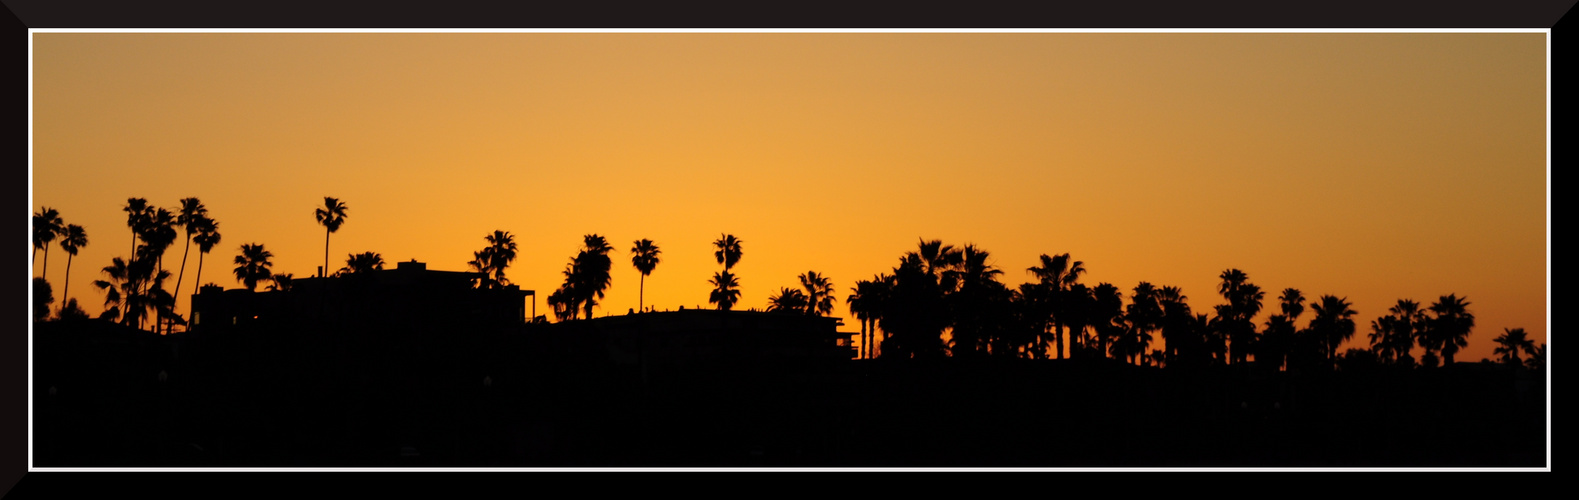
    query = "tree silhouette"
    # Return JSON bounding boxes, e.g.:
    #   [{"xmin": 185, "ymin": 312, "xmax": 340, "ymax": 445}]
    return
[
  {"xmin": 171, "ymin": 198, "xmax": 208, "ymax": 315},
  {"xmin": 1279, "ymin": 288, "xmax": 1306, "ymax": 322},
  {"xmin": 799, "ymin": 271, "xmax": 836, "ymax": 317},
  {"xmin": 1492, "ymin": 327, "xmax": 1535, "ymax": 367},
  {"xmin": 766, "ymin": 287, "xmax": 809, "ymax": 313},
  {"xmin": 315, "ymin": 197, "xmax": 348, "ymax": 278},
  {"xmin": 1426, "ymin": 294, "xmax": 1474, "ymax": 366},
  {"xmin": 123, "ymin": 198, "xmax": 152, "ymax": 266},
  {"xmin": 58, "ymin": 224, "xmax": 88, "ymax": 313},
  {"xmin": 340, "ymin": 252, "xmax": 385, "ymax": 275},
  {"xmin": 93, "ymin": 256, "xmax": 170, "ymax": 330},
  {"xmin": 848, "ymin": 274, "xmax": 893, "ymax": 359},
  {"xmin": 466, "ymin": 231, "xmax": 519, "ymax": 289},
  {"xmin": 33, "ymin": 207, "xmax": 65, "ymax": 280},
  {"xmin": 190, "ymin": 218, "xmax": 222, "ymax": 307},
  {"xmin": 1028, "ymin": 253, "xmax": 1085, "ymax": 359},
  {"xmin": 1259, "ymin": 314, "xmax": 1295, "ymax": 371},
  {"xmin": 137, "ymin": 208, "xmax": 179, "ymax": 333},
  {"xmin": 713, "ymin": 233, "xmax": 743, "ymax": 271},
  {"xmin": 267, "ymin": 273, "xmax": 296, "ymax": 292},
  {"xmin": 1214, "ymin": 269, "xmax": 1264, "ymax": 365},
  {"xmin": 630, "ymin": 239, "xmax": 661, "ymax": 312},
  {"xmin": 711, "ymin": 234, "xmax": 744, "ymax": 311},
  {"xmin": 34, "ymin": 278, "xmax": 53, "ymax": 322},
  {"xmin": 574, "ymin": 234, "xmax": 614, "ymax": 319},
  {"xmin": 1368, "ymin": 299, "xmax": 1424, "ymax": 366},
  {"xmin": 1310, "ymin": 295, "xmax": 1358, "ymax": 369},
  {"xmin": 879, "ymin": 250, "xmax": 950, "ymax": 359},
  {"xmin": 1089, "ymin": 282, "xmax": 1125, "ymax": 361},
  {"xmin": 1124, "ymin": 282, "xmax": 1163, "ymax": 365},
  {"xmin": 708, "ymin": 270, "xmax": 741, "ymax": 311},
  {"xmin": 233, "ymin": 243, "xmax": 275, "ymax": 292}
]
